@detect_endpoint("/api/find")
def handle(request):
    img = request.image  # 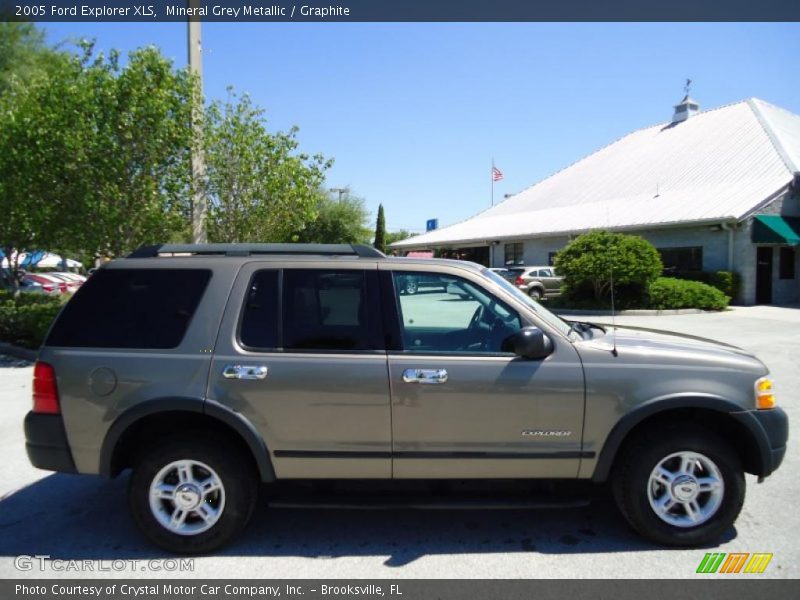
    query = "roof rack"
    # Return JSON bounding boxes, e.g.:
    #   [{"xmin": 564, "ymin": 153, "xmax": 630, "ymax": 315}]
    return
[{"xmin": 127, "ymin": 243, "xmax": 386, "ymax": 259}]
